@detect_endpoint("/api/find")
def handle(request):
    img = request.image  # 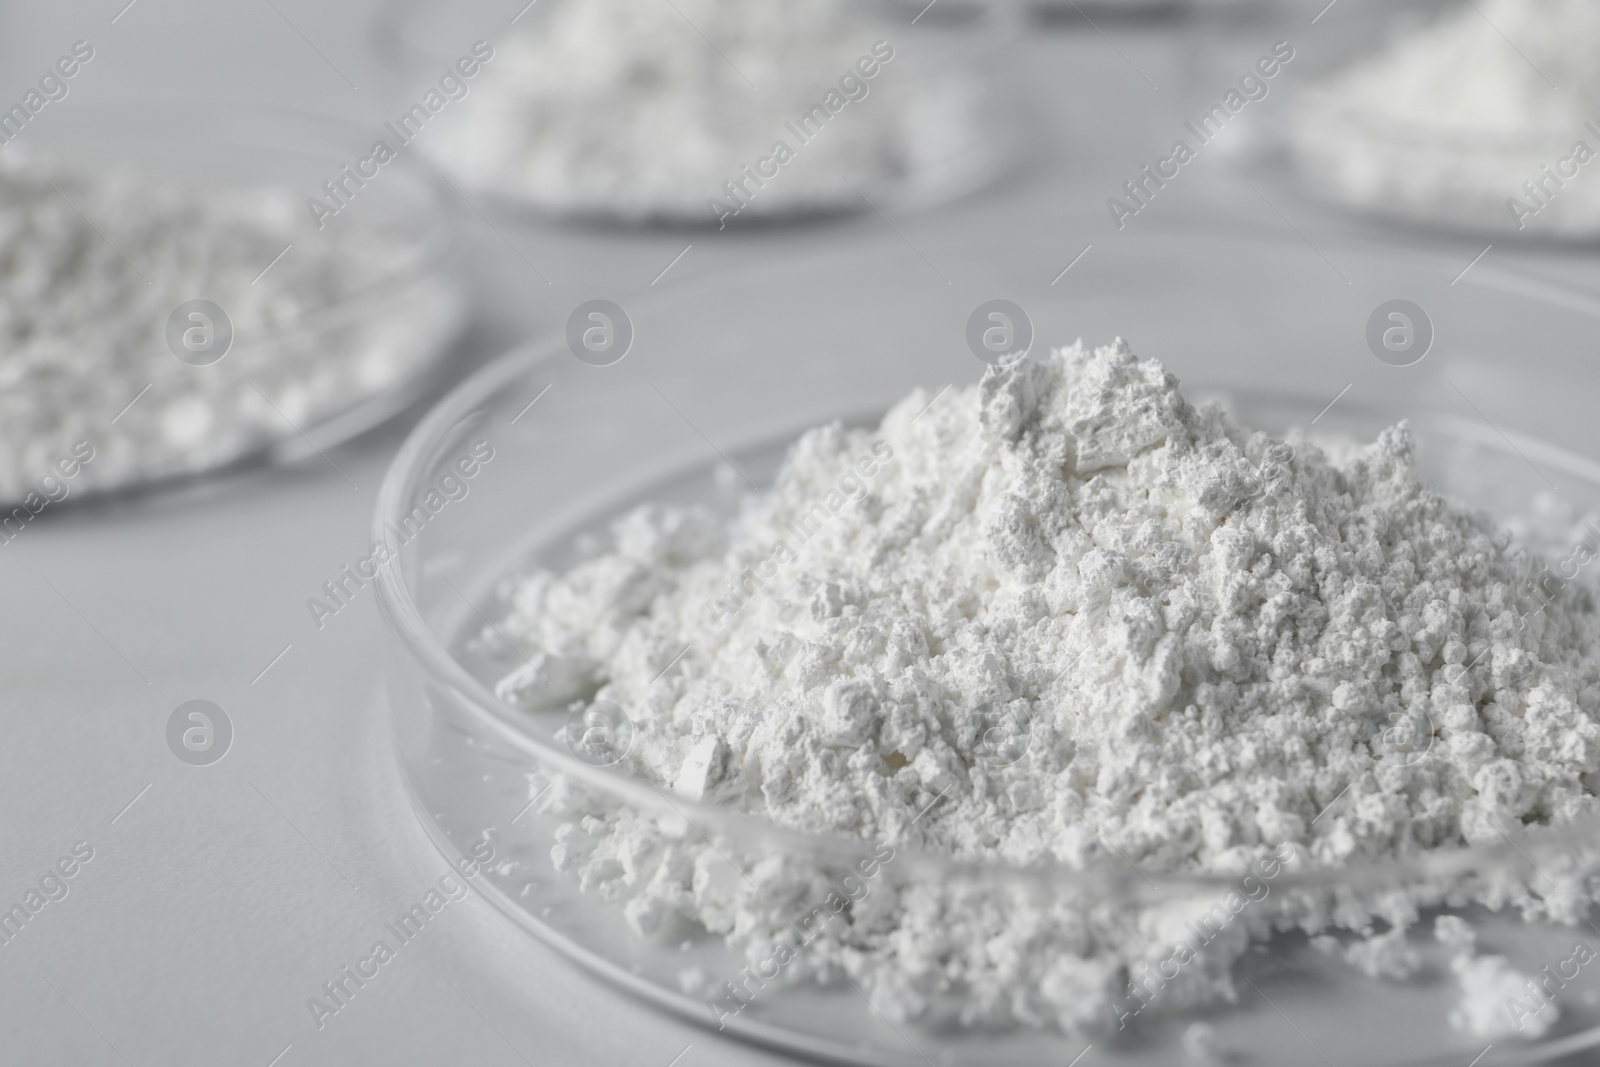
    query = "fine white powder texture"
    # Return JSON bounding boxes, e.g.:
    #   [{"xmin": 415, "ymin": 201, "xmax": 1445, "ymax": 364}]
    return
[
  {"xmin": 497, "ymin": 341, "xmax": 1600, "ymax": 1032},
  {"xmin": 423, "ymin": 0, "xmax": 993, "ymax": 222},
  {"xmin": 1284, "ymin": 0, "xmax": 1600, "ymax": 237},
  {"xmin": 0, "ymin": 150, "xmax": 459, "ymax": 504}
]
